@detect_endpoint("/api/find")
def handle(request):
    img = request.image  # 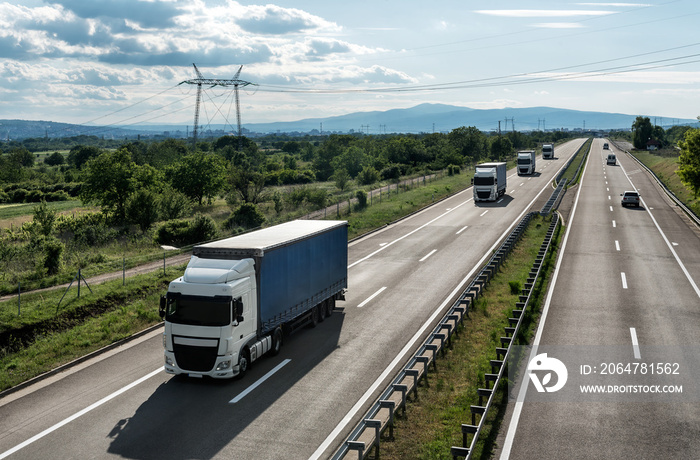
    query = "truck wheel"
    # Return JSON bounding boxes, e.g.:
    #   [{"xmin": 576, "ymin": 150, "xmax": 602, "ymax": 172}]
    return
[
  {"xmin": 309, "ymin": 305, "xmax": 319, "ymax": 328},
  {"xmin": 270, "ymin": 328, "xmax": 283, "ymax": 356},
  {"xmin": 318, "ymin": 302, "xmax": 326, "ymax": 322},
  {"xmin": 326, "ymin": 298, "xmax": 335, "ymax": 318},
  {"xmin": 237, "ymin": 349, "xmax": 250, "ymax": 378}
]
